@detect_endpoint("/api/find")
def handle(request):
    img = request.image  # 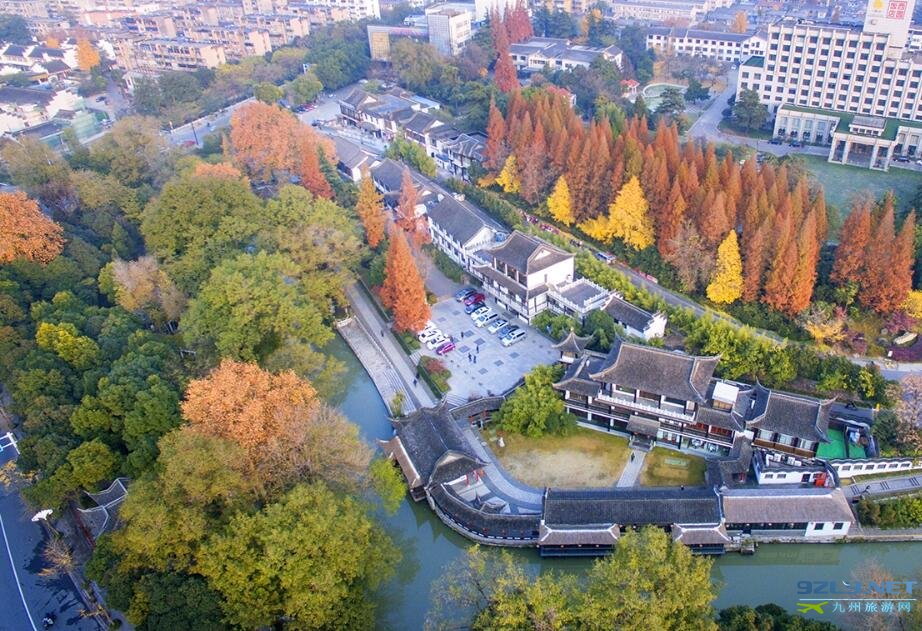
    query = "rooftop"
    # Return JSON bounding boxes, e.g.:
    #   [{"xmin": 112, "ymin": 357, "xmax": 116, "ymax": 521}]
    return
[
  {"xmin": 543, "ymin": 487, "xmax": 722, "ymax": 528},
  {"xmin": 488, "ymin": 231, "xmax": 573, "ymax": 276}
]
